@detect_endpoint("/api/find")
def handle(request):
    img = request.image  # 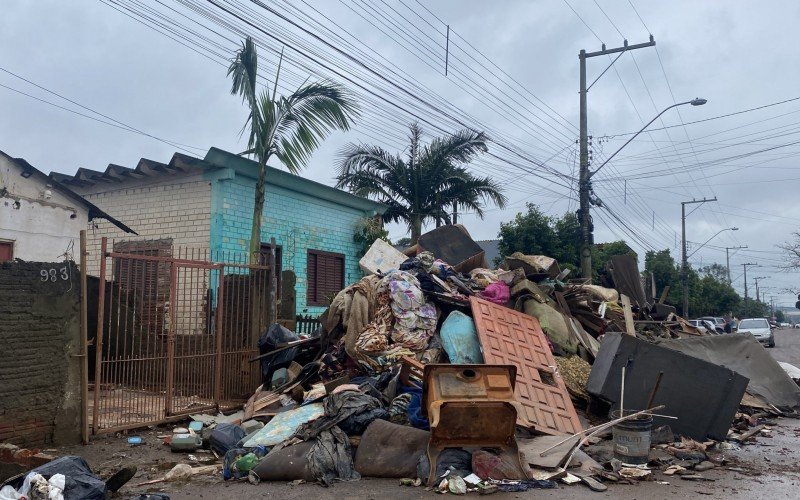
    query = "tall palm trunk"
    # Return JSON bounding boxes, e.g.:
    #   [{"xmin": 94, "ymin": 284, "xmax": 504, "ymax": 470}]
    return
[
  {"xmin": 411, "ymin": 213, "xmax": 423, "ymax": 245},
  {"xmin": 249, "ymin": 159, "xmax": 268, "ymax": 342}
]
